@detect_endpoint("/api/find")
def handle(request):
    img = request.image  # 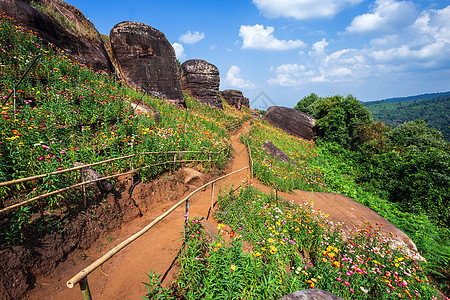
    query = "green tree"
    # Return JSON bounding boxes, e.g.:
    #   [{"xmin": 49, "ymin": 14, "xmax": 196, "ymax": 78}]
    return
[
  {"xmin": 390, "ymin": 119, "xmax": 446, "ymax": 150},
  {"xmin": 314, "ymin": 95, "xmax": 373, "ymax": 148},
  {"xmin": 294, "ymin": 93, "xmax": 321, "ymax": 116}
]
